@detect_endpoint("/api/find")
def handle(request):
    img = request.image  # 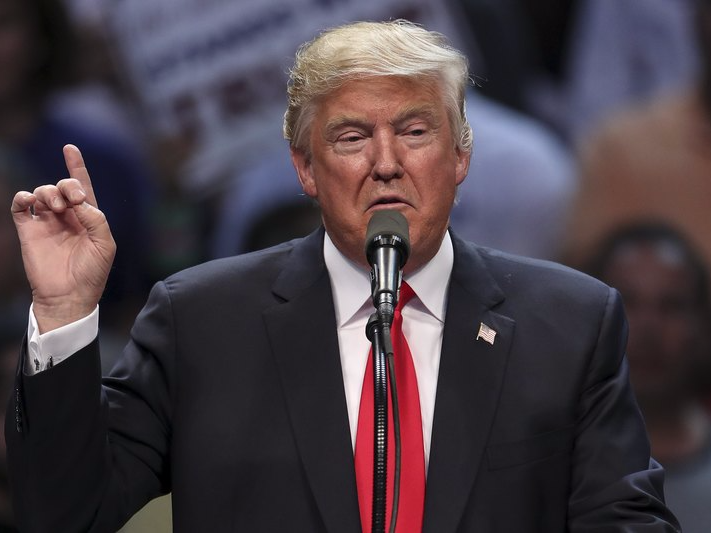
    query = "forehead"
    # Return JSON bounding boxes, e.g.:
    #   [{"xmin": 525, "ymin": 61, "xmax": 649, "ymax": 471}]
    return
[{"xmin": 314, "ymin": 76, "xmax": 446, "ymax": 122}]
